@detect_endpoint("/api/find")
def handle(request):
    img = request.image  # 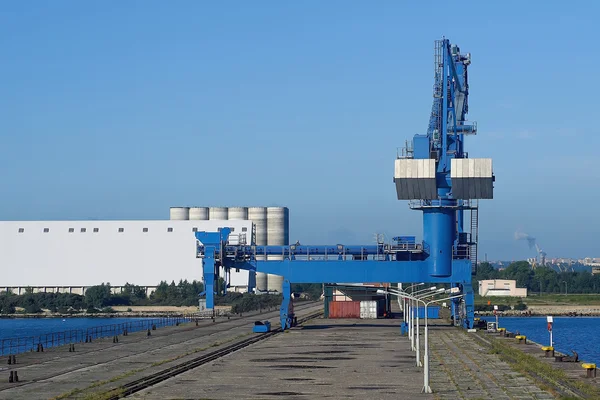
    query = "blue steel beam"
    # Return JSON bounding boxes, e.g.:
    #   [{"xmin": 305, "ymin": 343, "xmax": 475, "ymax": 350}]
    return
[{"xmin": 225, "ymin": 259, "xmax": 472, "ymax": 284}]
